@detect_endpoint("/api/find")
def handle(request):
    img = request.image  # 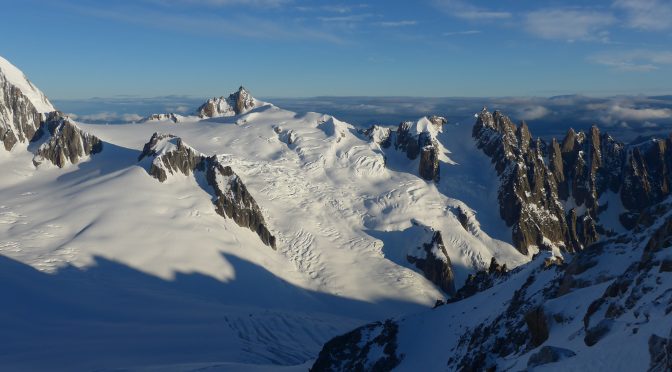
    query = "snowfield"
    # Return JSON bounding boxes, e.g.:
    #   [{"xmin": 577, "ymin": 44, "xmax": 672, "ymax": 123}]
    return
[
  {"xmin": 5, "ymin": 55, "xmax": 666, "ymax": 372},
  {"xmin": 0, "ymin": 56, "xmax": 529, "ymax": 371}
]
